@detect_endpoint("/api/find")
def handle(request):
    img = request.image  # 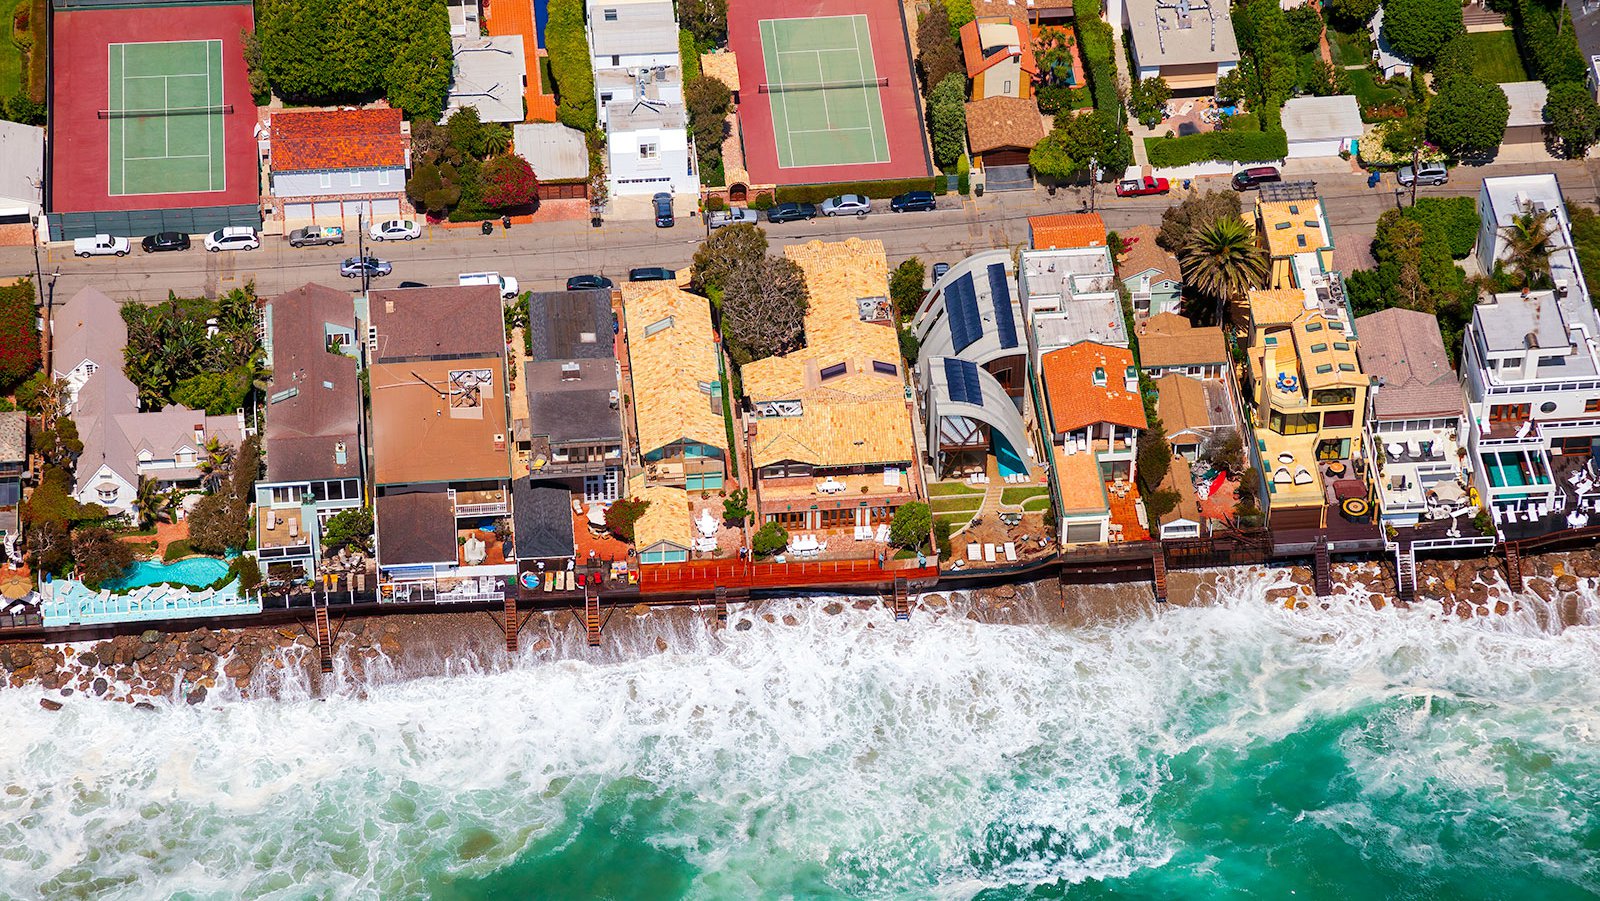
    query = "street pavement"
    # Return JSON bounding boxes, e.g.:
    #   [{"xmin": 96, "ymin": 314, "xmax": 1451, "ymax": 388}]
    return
[{"xmin": 4, "ymin": 157, "xmax": 1598, "ymax": 305}]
